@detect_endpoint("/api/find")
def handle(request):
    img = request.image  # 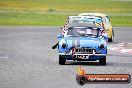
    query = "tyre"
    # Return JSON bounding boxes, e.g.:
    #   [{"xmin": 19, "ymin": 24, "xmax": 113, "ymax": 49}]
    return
[
  {"xmin": 108, "ymin": 37, "xmax": 113, "ymax": 42},
  {"xmin": 108, "ymin": 29, "xmax": 114, "ymax": 42},
  {"xmin": 99, "ymin": 56, "xmax": 106, "ymax": 65},
  {"xmin": 59, "ymin": 55, "xmax": 66, "ymax": 65}
]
